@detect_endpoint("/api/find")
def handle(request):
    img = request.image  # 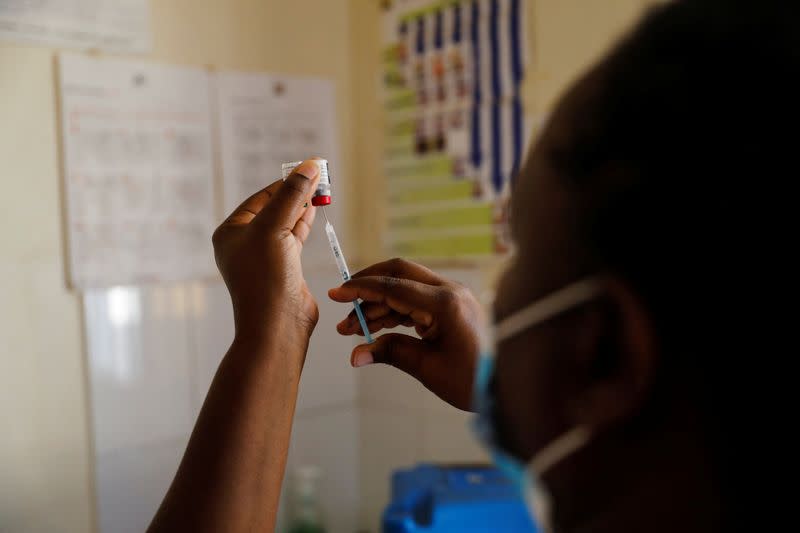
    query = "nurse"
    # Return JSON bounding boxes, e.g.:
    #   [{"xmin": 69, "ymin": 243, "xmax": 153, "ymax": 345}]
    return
[{"xmin": 149, "ymin": 0, "xmax": 784, "ymax": 530}]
